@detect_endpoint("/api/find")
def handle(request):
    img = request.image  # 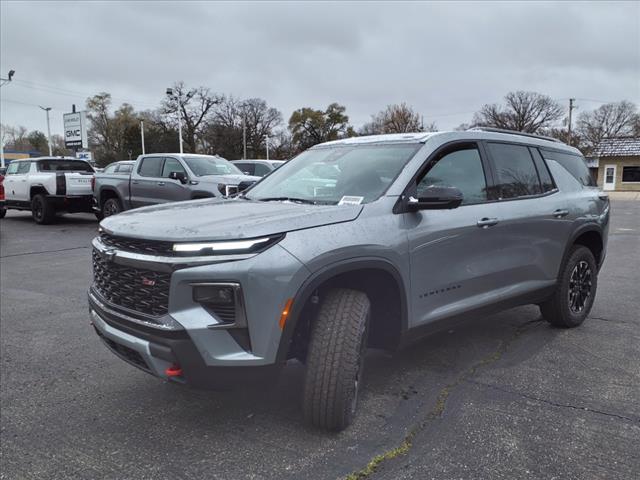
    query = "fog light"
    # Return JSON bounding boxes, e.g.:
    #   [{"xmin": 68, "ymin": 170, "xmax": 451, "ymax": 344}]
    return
[{"xmin": 193, "ymin": 285, "xmax": 235, "ymax": 304}]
